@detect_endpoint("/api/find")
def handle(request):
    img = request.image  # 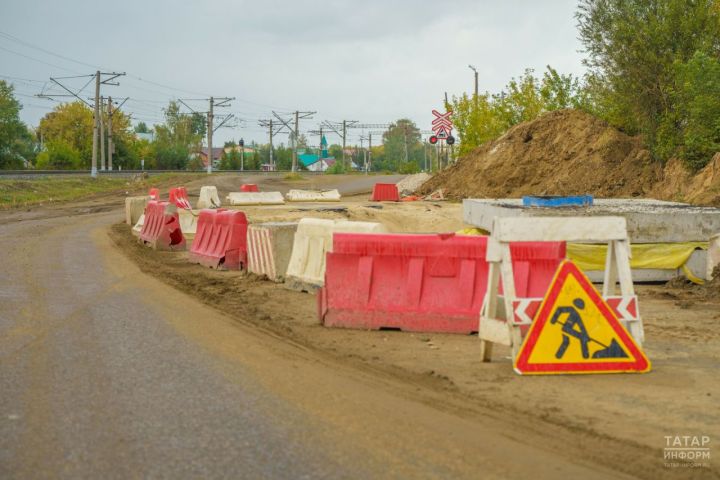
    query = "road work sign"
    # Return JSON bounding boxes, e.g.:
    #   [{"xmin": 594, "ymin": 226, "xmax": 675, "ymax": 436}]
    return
[{"xmin": 514, "ymin": 260, "xmax": 651, "ymax": 375}]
